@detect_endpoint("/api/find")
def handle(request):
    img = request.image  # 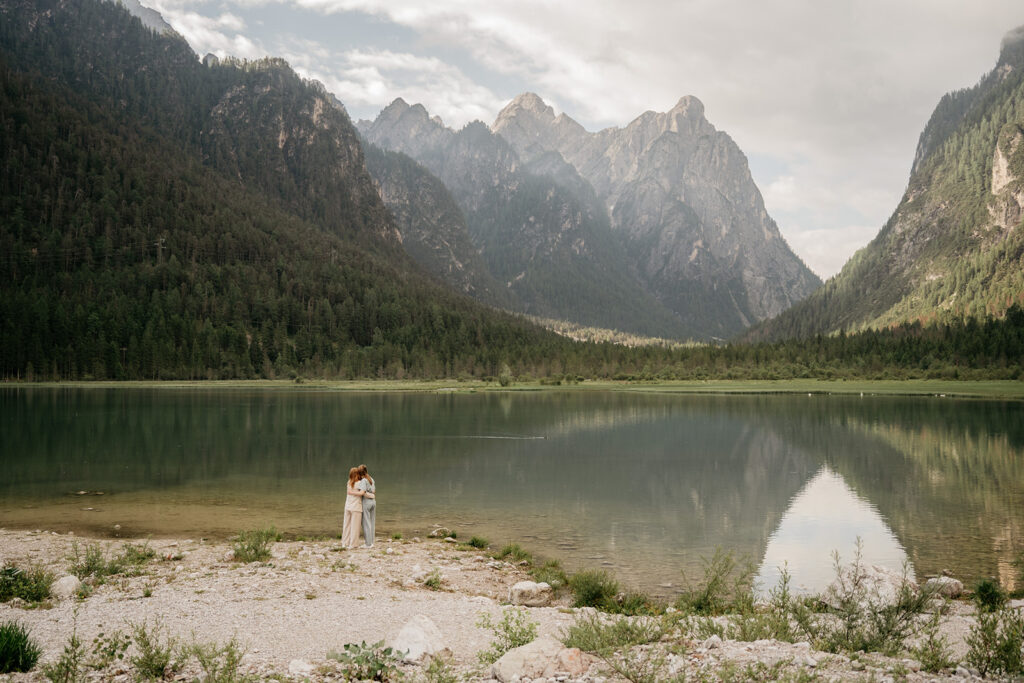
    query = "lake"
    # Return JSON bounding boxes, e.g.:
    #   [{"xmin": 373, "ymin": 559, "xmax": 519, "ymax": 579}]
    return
[{"xmin": 1, "ymin": 387, "xmax": 1021, "ymax": 596}]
